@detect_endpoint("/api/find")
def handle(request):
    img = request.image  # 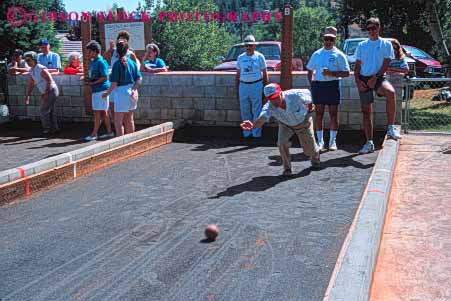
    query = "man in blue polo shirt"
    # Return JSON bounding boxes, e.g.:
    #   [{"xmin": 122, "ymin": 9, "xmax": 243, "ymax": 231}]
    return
[
  {"xmin": 37, "ymin": 39, "xmax": 61, "ymax": 73},
  {"xmin": 235, "ymin": 35, "xmax": 269, "ymax": 139}
]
